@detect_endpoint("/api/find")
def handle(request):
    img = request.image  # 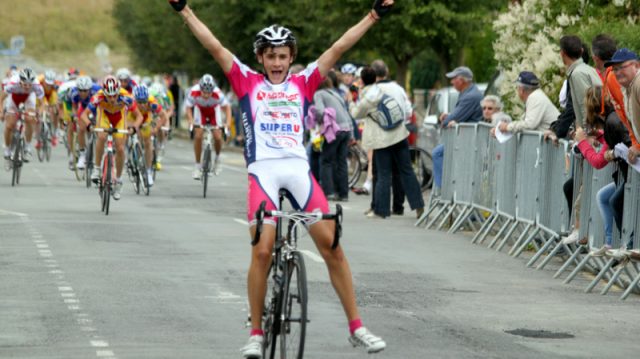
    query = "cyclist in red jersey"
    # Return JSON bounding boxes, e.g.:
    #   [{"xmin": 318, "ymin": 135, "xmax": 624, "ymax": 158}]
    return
[{"xmin": 169, "ymin": 0, "xmax": 393, "ymax": 357}]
